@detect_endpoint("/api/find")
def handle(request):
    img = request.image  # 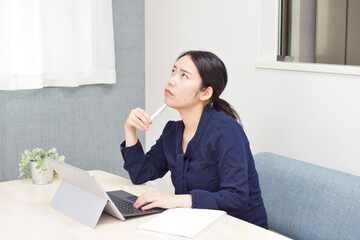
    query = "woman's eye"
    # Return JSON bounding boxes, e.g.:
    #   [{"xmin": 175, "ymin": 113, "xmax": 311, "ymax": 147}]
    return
[{"xmin": 182, "ymin": 73, "xmax": 188, "ymax": 79}]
